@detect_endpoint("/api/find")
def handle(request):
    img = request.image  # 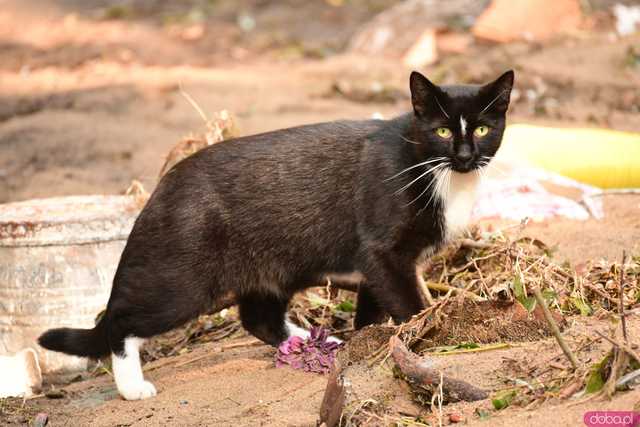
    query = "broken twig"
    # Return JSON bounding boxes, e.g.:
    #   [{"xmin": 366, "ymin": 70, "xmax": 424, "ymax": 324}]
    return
[
  {"xmin": 620, "ymin": 251, "xmax": 628, "ymax": 342},
  {"xmin": 429, "ymin": 342, "xmax": 511, "ymax": 356},
  {"xmin": 426, "ymin": 282, "xmax": 485, "ymax": 302},
  {"xmin": 389, "ymin": 336, "xmax": 488, "ymax": 402},
  {"xmin": 532, "ymin": 287, "xmax": 578, "ymax": 369}
]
